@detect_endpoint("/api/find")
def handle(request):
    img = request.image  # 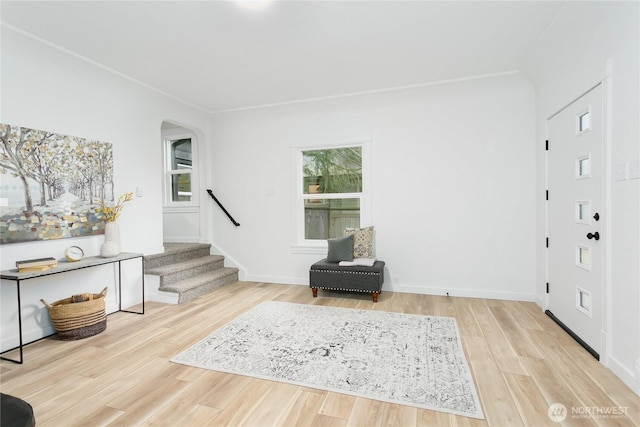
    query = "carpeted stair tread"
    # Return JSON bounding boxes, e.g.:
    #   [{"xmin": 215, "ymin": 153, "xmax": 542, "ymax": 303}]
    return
[
  {"xmin": 160, "ymin": 267, "xmax": 239, "ymax": 293},
  {"xmin": 144, "ymin": 243, "xmax": 212, "ymax": 270},
  {"xmin": 144, "ymin": 242, "xmax": 239, "ymax": 303},
  {"xmin": 162, "ymin": 243, "xmax": 212, "ymax": 253},
  {"xmin": 145, "ymin": 255, "xmax": 225, "ymax": 276}
]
